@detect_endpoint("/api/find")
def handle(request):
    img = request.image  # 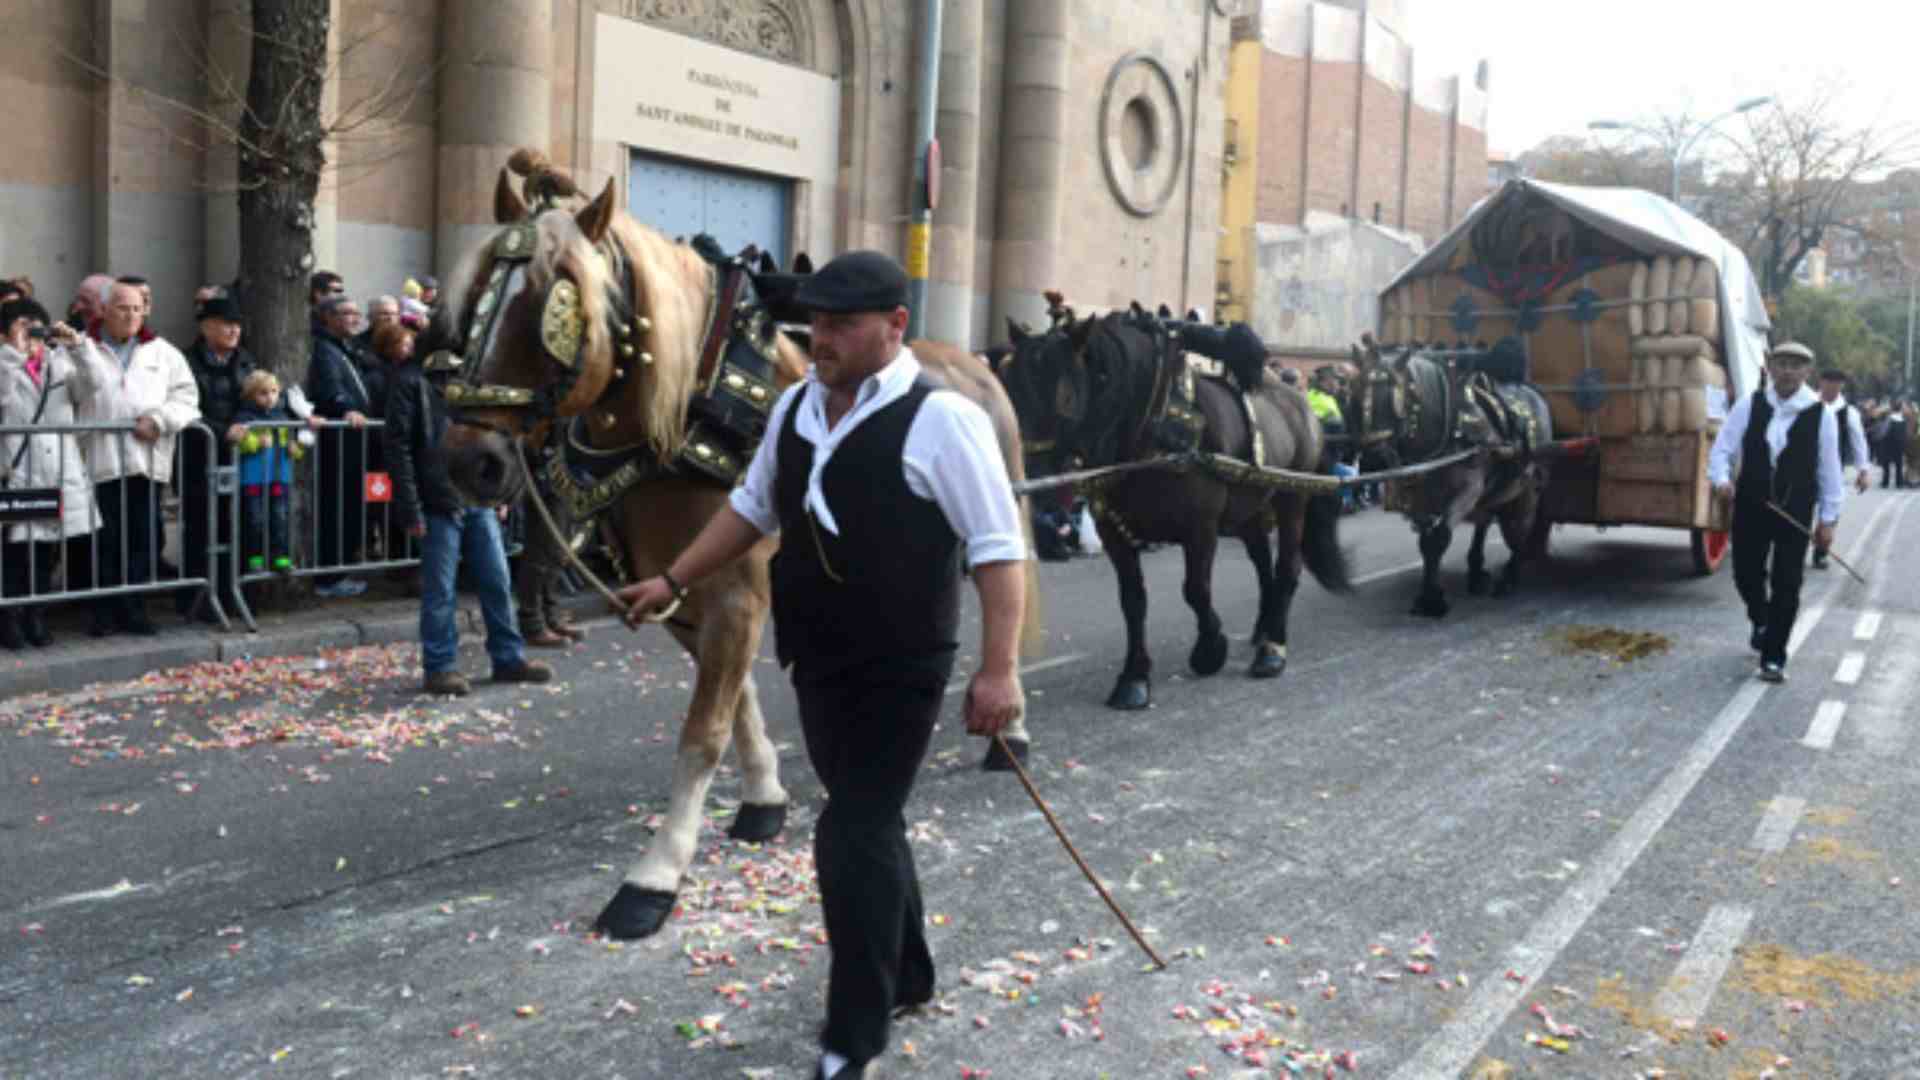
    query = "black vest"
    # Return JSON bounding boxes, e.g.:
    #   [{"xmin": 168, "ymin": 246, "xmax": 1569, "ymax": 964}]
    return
[
  {"xmin": 770, "ymin": 380, "xmax": 963, "ymax": 686},
  {"xmin": 1737, "ymin": 389, "xmax": 1823, "ymax": 523}
]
